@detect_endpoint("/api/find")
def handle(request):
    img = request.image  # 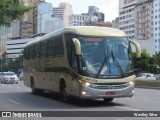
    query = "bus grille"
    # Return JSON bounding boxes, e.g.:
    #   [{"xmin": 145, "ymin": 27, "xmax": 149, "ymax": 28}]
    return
[{"xmin": 92, "ymin": 84, "xmax": 127, "ymax": 89}]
